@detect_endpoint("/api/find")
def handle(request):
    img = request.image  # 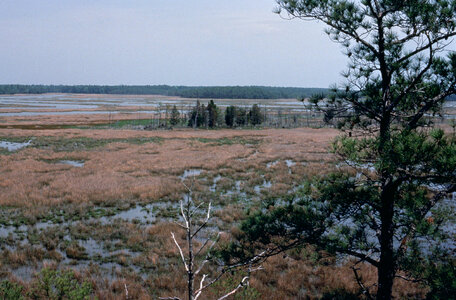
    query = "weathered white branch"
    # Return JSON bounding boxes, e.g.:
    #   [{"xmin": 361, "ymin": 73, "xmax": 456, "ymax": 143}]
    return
[
  {"xmin": 173, "ymin": 221, "xmax": 187, "ymax": 230},
  {"xmin": 167, "ymin": 182, "xmax": 265, "ymax": 300},
  {"xmin": 191, "ymin": 202, "xmax": 212, "ymax": 239},
  {"xmin": 180, "ymin": 200, "xmax": 189, "ymax": 229},
  {"xmin": 171, "ymin": 232, "xmax": 188, "ymax": 272},
  {"xmin": 217, "ymin": 276, "xmax": 249, "ymax": 300},
  {"xmin": 193, "ymin": 274, "xmax": 208, "ymax": 300}
]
